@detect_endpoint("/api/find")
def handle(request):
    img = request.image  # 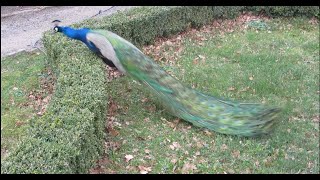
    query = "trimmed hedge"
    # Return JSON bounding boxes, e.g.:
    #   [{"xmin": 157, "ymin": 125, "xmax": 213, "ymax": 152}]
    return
[
  {"xmin": 246, "ymin": 6, "xmax": 319, "ymax": 18},
  {"xmin": 1, "ymin": 6, "xmax": 318, "ymax": 174},
  {"xmin": 1, "ymin": 36, "xmax": 108, "ymax": 173}
]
